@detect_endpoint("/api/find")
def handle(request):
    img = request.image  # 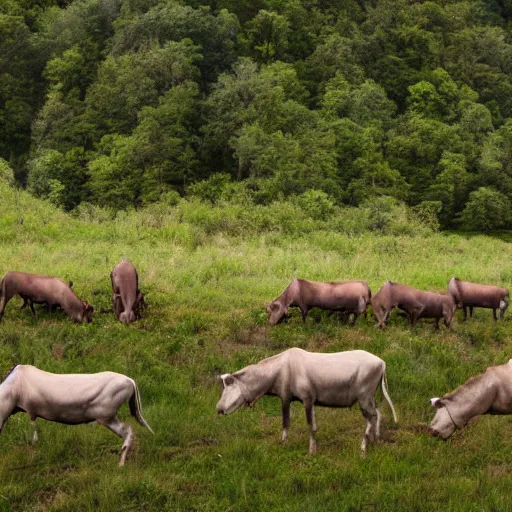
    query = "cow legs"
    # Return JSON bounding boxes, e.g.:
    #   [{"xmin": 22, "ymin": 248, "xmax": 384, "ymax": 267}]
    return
[
  {"xmin": 463, "ymin": 306, "xmax": 468, "ymax": 320},
  {"xmin": 281, "ymin": 400, "xmax": 291, "ymax": 442},
  {"xmin": 493, "ymin": 308, "xmax": 498, "ymax": 322},
  {"xmin": 359, "ymin": 396, "xmax": 378, "ymax": 456},
  {"xmin": 500, "ymin": 301, "xmax": 508, "ymax": 319},
  {"xmin": 99, "ymin": 417, "xmax": 133, "ymax": 467},
  {"xmin": 433, "ymin": 318, "xmax": 440, "ymax": 330},
  {"xmin": 0, "ymin": 294, "xmax": 7, "ymax": 322},
  {"xmin": 300, "ymin": 307, "xmax": 309, "ymax": 323},
  {"xmin": 350, "ymin": 313, "xmax": 359, "ymax": 326},
  {"xmin": 303, "ymin": 400, "xmax": 317, "ymax": 454},
  {"xmin": 112, "ymin": 294, "xmax": 123, "ymax": 320},
  {"xmin": 470, "ymin": 306, "xmax": 474, "ymax": 318},
  {"xmin": 31, "ymin": 420, "xmax": 39, "ymax": 444}
]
